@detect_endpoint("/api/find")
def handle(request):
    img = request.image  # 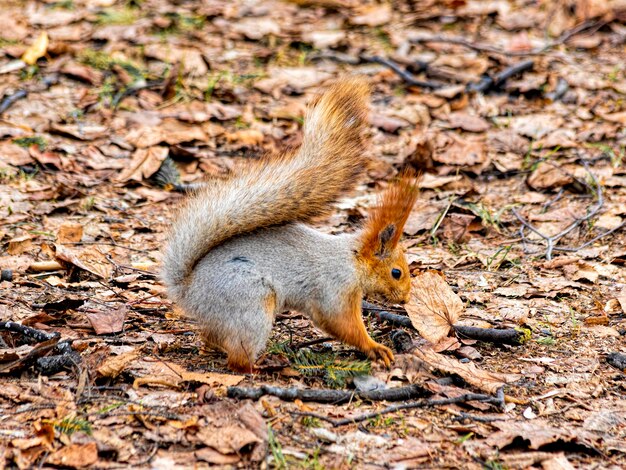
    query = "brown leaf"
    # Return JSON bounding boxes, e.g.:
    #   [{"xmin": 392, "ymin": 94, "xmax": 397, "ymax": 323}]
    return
[
  {"xmin": 350, "ymin": 4, "xmax": 392, "ymax": 26},
  {"xmin": 47, "ymin": 443, "xmax": 98, "ymax": 468},
  {"xmin": 413, "ymin": 347, "xmax": 522, "ymax": 394},
  {"xmin": 486, "ymin": 419, "xmax": 593, "ymax": 450},
  {"xmin": 195, "ymin": 402, "xmax": 267, "ymax": 462},
  {"xmin": 527, "ymin": 162, "xmax": 574, "ymax": 190},
  {"xmin": 224, "ymin": 129, "xmax": 265, "ymax": 147},
  {"xmin": 57, "ymin": 222, "xmax": 83, "ymax": 243},
  {"xmin": 96, "ymin": 350, "xmax": 140, "ymax": 378},
  {"xmin": 406, "ymin": 271, "xmax": 464, "ymax": 344},
  {"xmin": 370, "ymin": 114, "xmax": 410, "ymax": 133},
  {"xmin": 116, "ymin": 146, "xmax": 169, "ymax": 183},
  {"xmin": 507, "ymin": 114, "xmax": 564, "ymax": 140},
  {"xmin": 446, "ymin": 112, "xmax": 490, "ymax": 132},
  {"xmin": 60, "ymin": 62, "xmax": 103, "ymax": 85},
  {"xmin": 254, "ymin": 67, "xmax": 333, "ymax": 94},
  {"xmin": 302, "ymin": 30, "xmax": 346, "ymax": 48},
  {"xmin": 85, "ymin": 306, "xmax": 127, "ymax": 335},
  {"xmin": 0, "ymin": 141, "xmax": 34, "ymax": 166},
  {"xmin": 54, "ymin": 244, "xmax": 112, "ymax": 279},
  {"xmin": 434, "ymin": 134, "xmax": 486, "ymax": 166},
  {"xmin": 563, "ymin": 261, "xmax": 599, "ymax": 283},
  {"xmin": 130, "ymin": 359, "xmax": 244, "ymax": 389},
  {"xmin": 49, "ymin": 123, "xmax": 108, "ymax": 141},
  {"xmin": 232, "ymin": 17, "xmax": 280, "ymax": 40},
  {"xmin": 7, "ymin": 235, "xmax": 32, "ymax": 255}
]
